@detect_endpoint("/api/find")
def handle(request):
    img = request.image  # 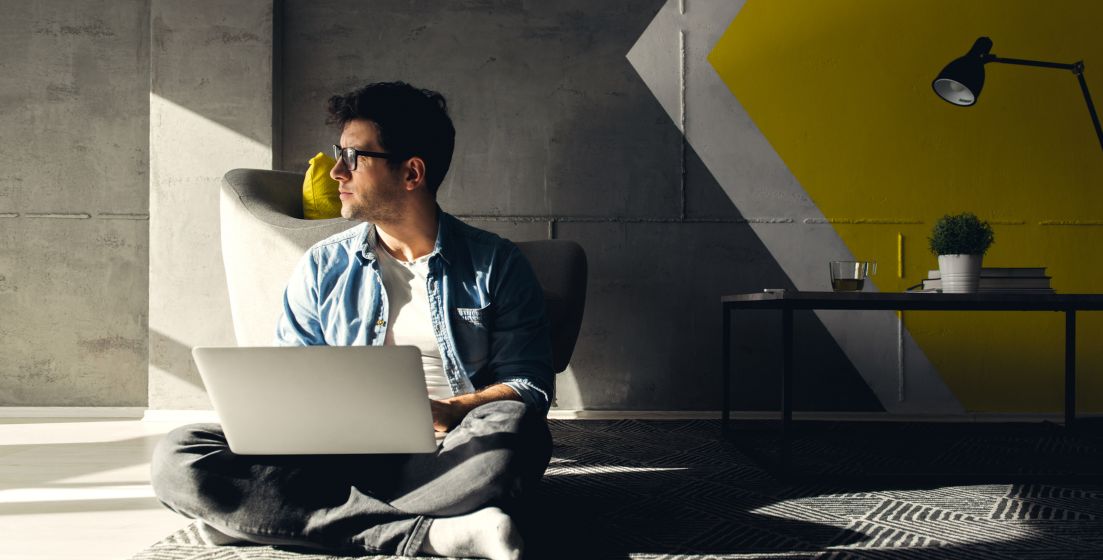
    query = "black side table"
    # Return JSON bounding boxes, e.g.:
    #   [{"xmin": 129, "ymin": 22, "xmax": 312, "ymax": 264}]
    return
[{"xmin": 721, "ymin": 291, "xmax": 1103, "ymax": 436}]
